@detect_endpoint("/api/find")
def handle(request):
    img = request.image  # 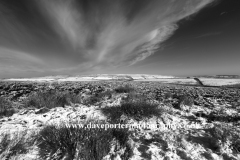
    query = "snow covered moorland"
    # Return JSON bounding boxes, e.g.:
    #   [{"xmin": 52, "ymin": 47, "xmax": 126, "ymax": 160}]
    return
[
  {"xmin": 0, "ymin": 79, "xmax": 240, "ymax": 159},
  {"xmin": 5, "ymin": 74, "xmax": 240, "ymax": 87},
  {"xmin": 199, "ymin": 78, "xmax": 240, "ymax": 86}
]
